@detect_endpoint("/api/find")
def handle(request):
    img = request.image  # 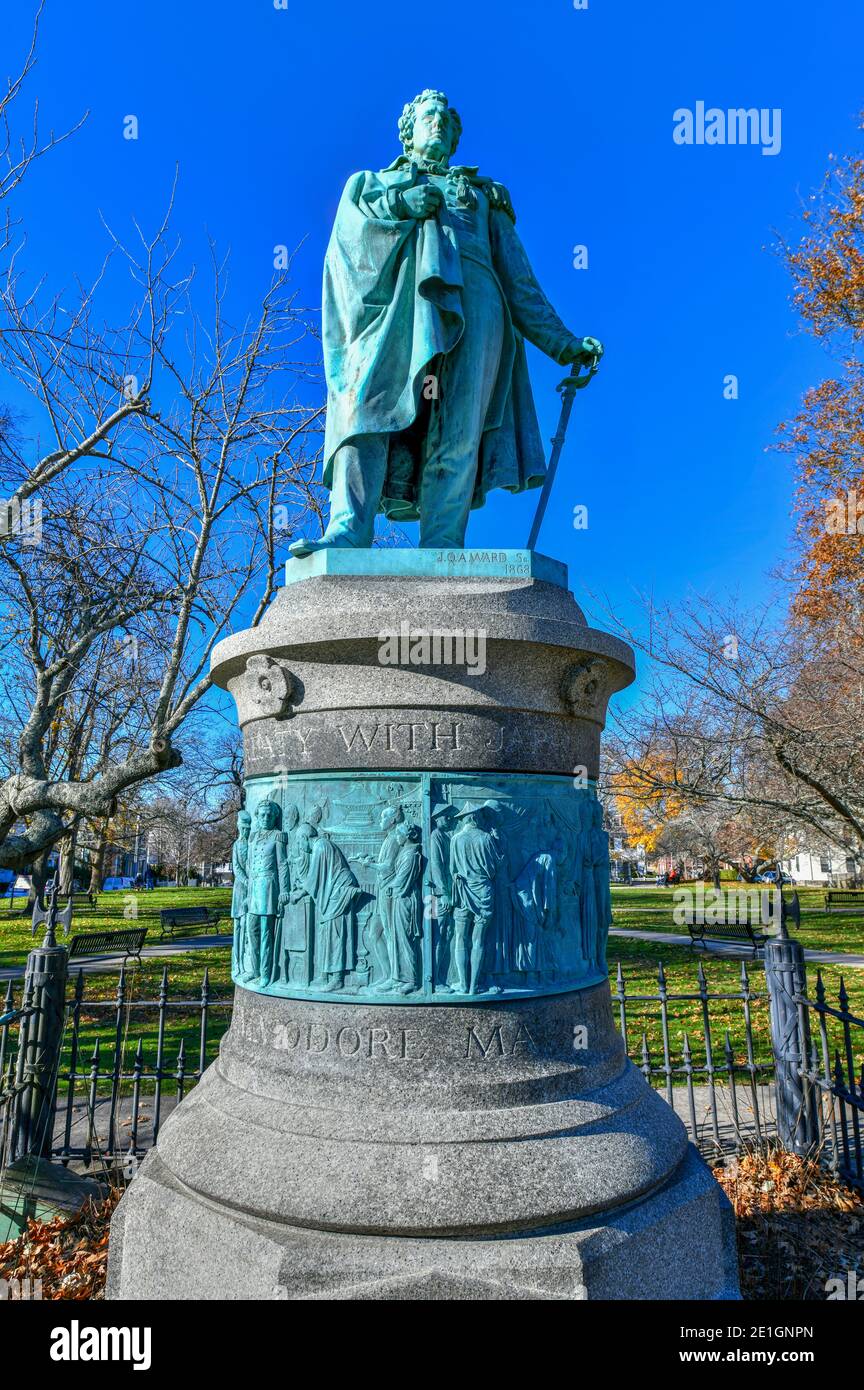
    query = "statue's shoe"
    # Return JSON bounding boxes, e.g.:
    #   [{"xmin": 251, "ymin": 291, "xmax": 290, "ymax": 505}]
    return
[
  {"xmin": 287, "ymin": 537, "xmax": 322, "ymax": 558},
  {"xmin": 288, "ymin": 535, "xmax": 360, "ymax": 558}
]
